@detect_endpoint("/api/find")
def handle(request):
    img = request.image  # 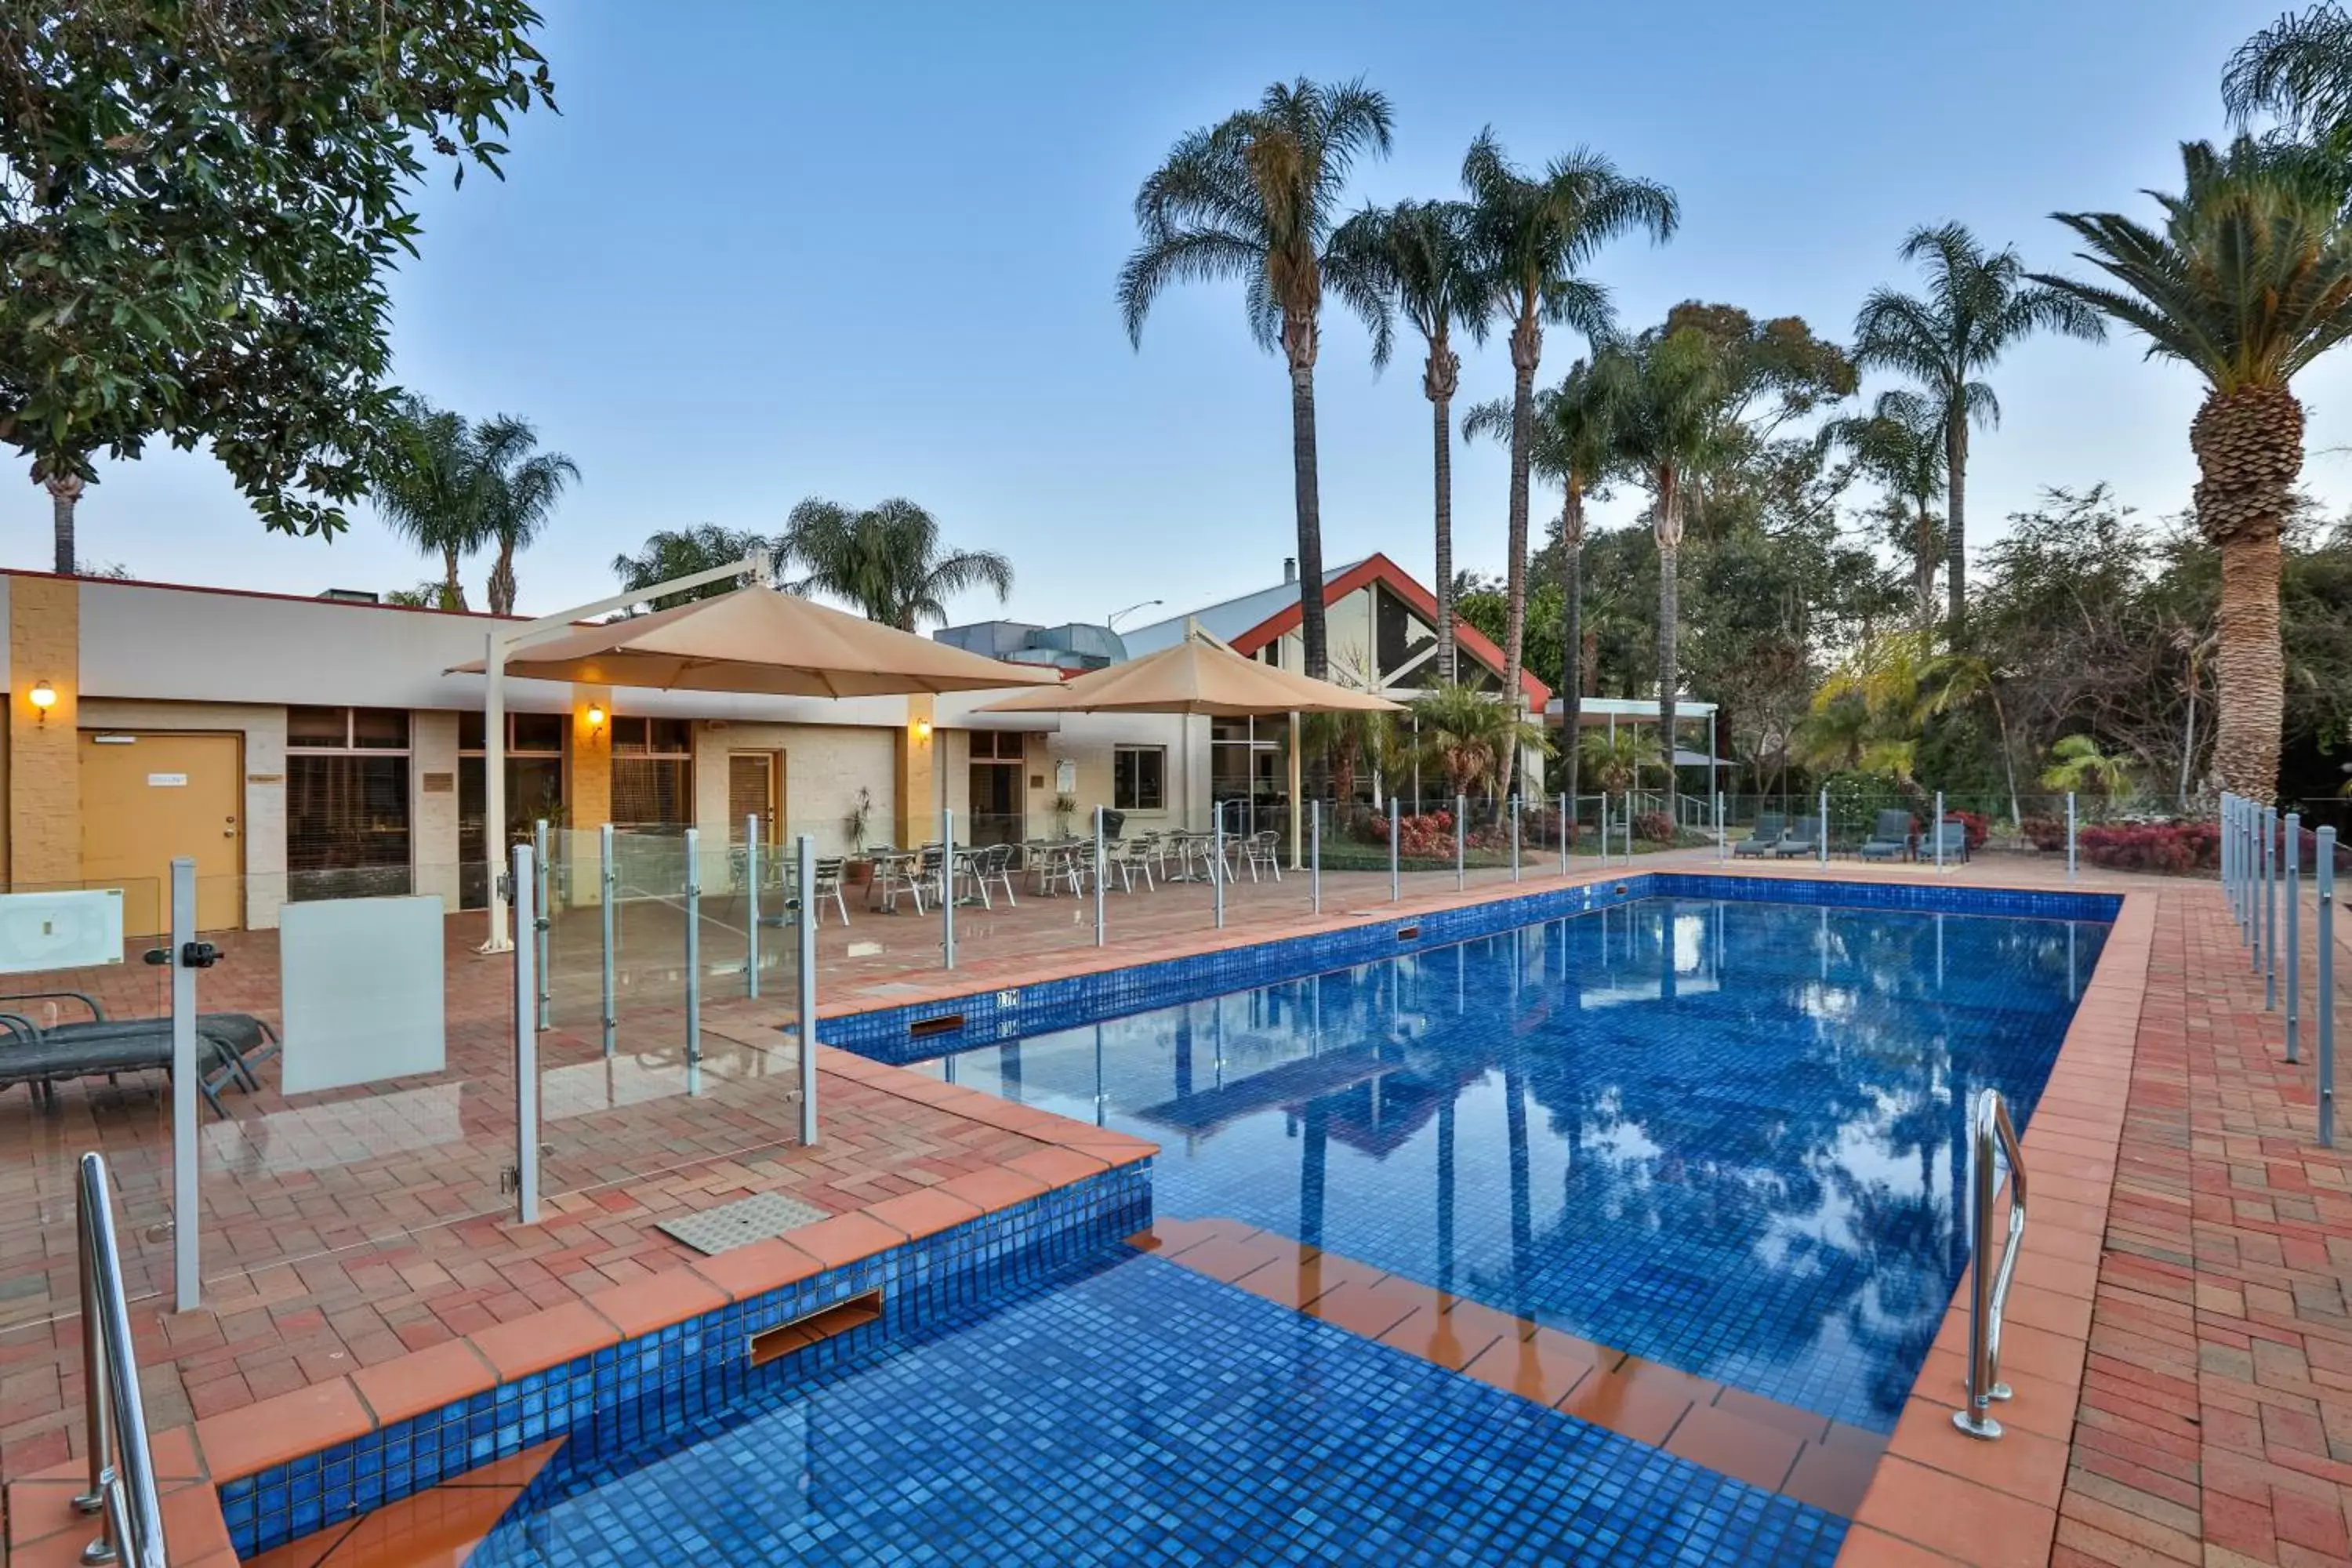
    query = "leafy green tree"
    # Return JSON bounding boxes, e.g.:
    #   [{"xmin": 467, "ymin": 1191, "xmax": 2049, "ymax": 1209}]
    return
[
  {"xmin": 2039, "ymin": 734, "xmax": 2132, "ymax": 806},
  {"xmin": 476, "ymin": 416, "xmax": 577, "ymax": 615},
  {"xmin": 2033, "ymin": 136, "xmax": 2352, "ymax": 801},
  {"xmin": 1408, "ymin": 682, "xmax": 1552, "ymax": 800},
  {"xmin": 1462, "ymin": 131, "xmax": 1676, "ymax": 721},
  {"xmin": 1818, "ymin": 390, "xmax": 1946, "ymax": 624},
  {"xmin": 2225, "ymin": 5, "xmax": 2352, "ymax": 153},
  {"xmin": 0, "ymin": 1, "xmax": 557, "ymax": 563},
  {"xmin": 1853, "ymin": 224, "xmax": 2103, "ymax": 630},
  {"xmin": 782, "ymin": 497, "xmax": 1012, "ymax": 631},
  {"xmin": 1119, "ymin": 78, "xmax": 1395, "ymax": 680},
  {"xmin": 612, "ymin": 524, "xmax": 779, "ymax": 609},
  {"xmin": 1330, "ymin": 199, "xmax": 1493, "ymax": 682},
  {"xmin": 1577, "ymin": 728, "xmax": 1661, "ymax": 794}
]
